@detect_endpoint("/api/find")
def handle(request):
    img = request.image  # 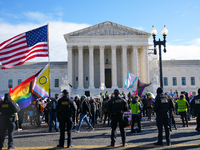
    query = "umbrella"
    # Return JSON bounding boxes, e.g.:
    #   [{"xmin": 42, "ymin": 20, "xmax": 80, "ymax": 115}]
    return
[{"xmin": 146, "ymin": 92, "xmax": 155, "ymax": 99}]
